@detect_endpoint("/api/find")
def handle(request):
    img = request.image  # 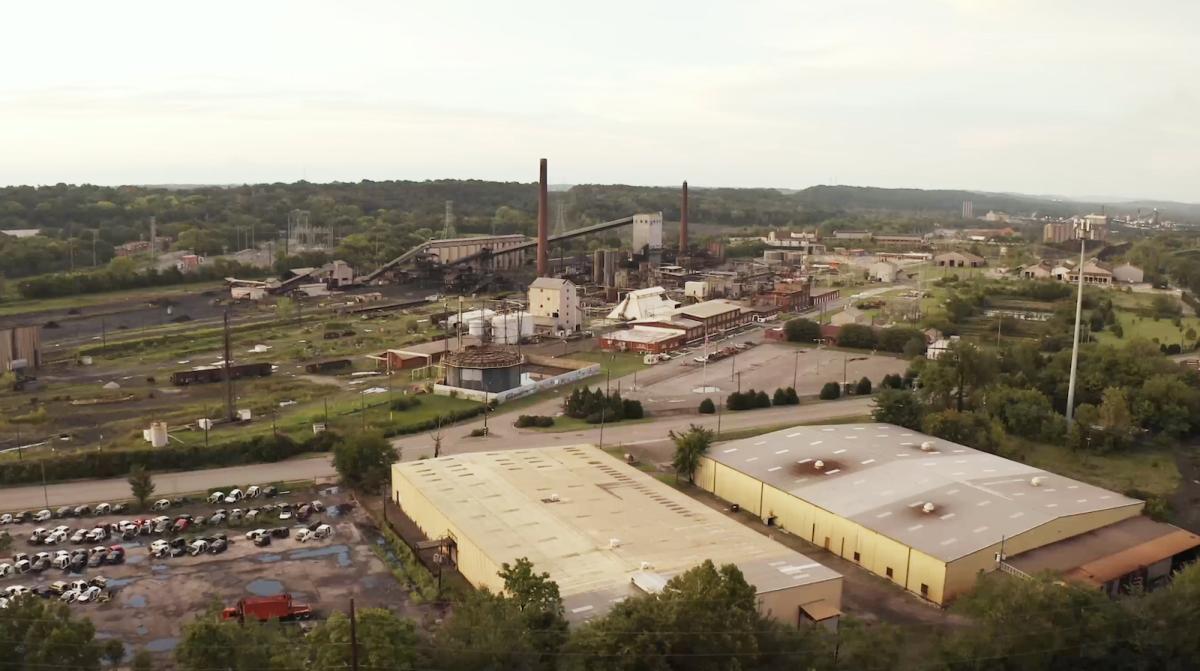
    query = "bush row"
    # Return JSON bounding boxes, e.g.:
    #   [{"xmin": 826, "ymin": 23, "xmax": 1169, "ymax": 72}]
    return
[
  {"xmin": 514, "ymin": 415, "xmax": 555, "ymax": 428},
  {"xmin": 0, "ymin": 431, "xmax": 340, "ymax": 486}
]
